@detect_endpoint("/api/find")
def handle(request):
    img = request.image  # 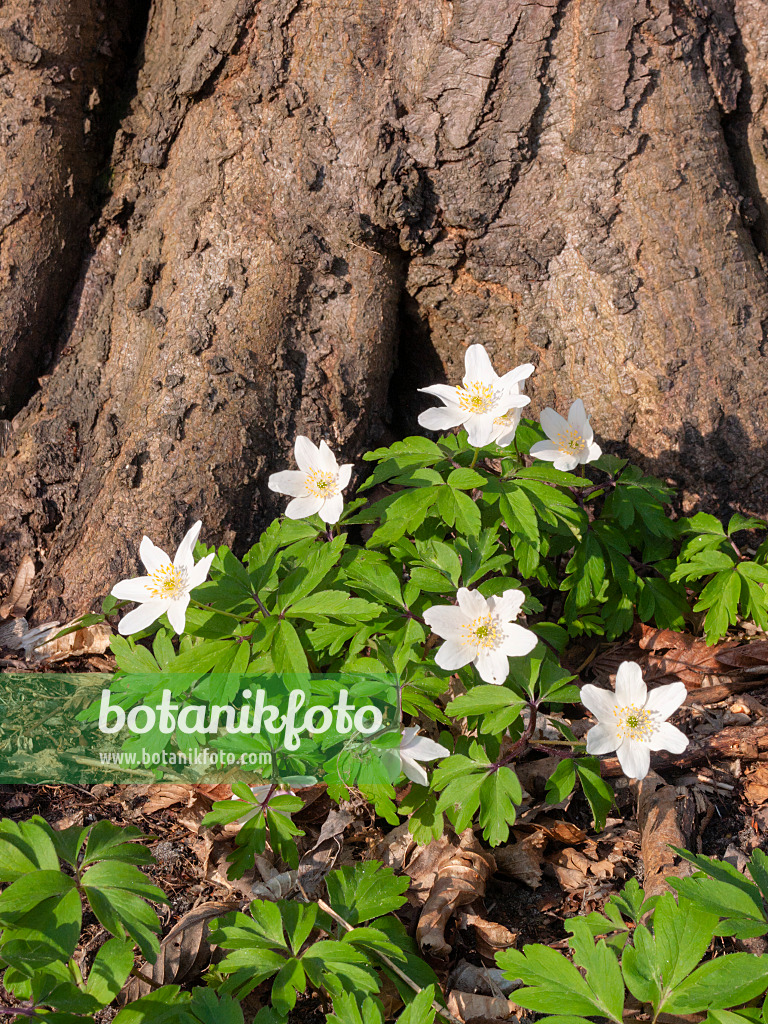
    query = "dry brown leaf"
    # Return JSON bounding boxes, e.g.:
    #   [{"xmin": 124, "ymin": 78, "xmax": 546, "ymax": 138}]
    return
[
  {"xmin": 374, "ymin": 822, "xmax": 415, "ymax": 872},
  {"xmin": 297, "ymin": 808, "xmax": 353, "ymax": 896},
  {"xmin": 413, "ymin": 830, "xmax": 495, "ymax": 958},
  {"xmin": 0, "ymin": 555, "xmax": 35, "ymax": 618},
  {"xmin": 744, "ymin": 763, "xmax": 768, "ymax": 805},
  {"xmin": 449, "ymin": 961, "xmax": 519, "ymax": 997},
  {"xmin": 447, "ymin": 990, "xmax": 515, "ymax": 1022},
  {"xmin": 494, "ymin": 831, "xmax": 547, "ymax": 889},
  {"xmin": 36, "ymin": 622, "xmax": 111, "ymax": 663},
  {"xmin": 547, "ymin": 843, "xmax": 616, "ymax": 893},
  {"xmin": 122, "ymin": 900, "xmax": 238, "ymax": 1001},
  {"xmin": 252, "ymin": 854, "xmax": 298, "ymax": 899},
  {"xmin": 204, "ymin": 839, "xmax": 258, "ymax": 898},
  {"xmin": 715, "ymin": 640, "xmax": 768, "ymax": 670},
  {"xmin": 132, "ymin": 783, "xmax": 231, "ymax": 824},
  {"xmin": 457, "ymin": 908, "xmax": 517, "ymax": 958},
  {"xmin": 634, "ymin": 772, "xmax": 697, "ymax": 897}
]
